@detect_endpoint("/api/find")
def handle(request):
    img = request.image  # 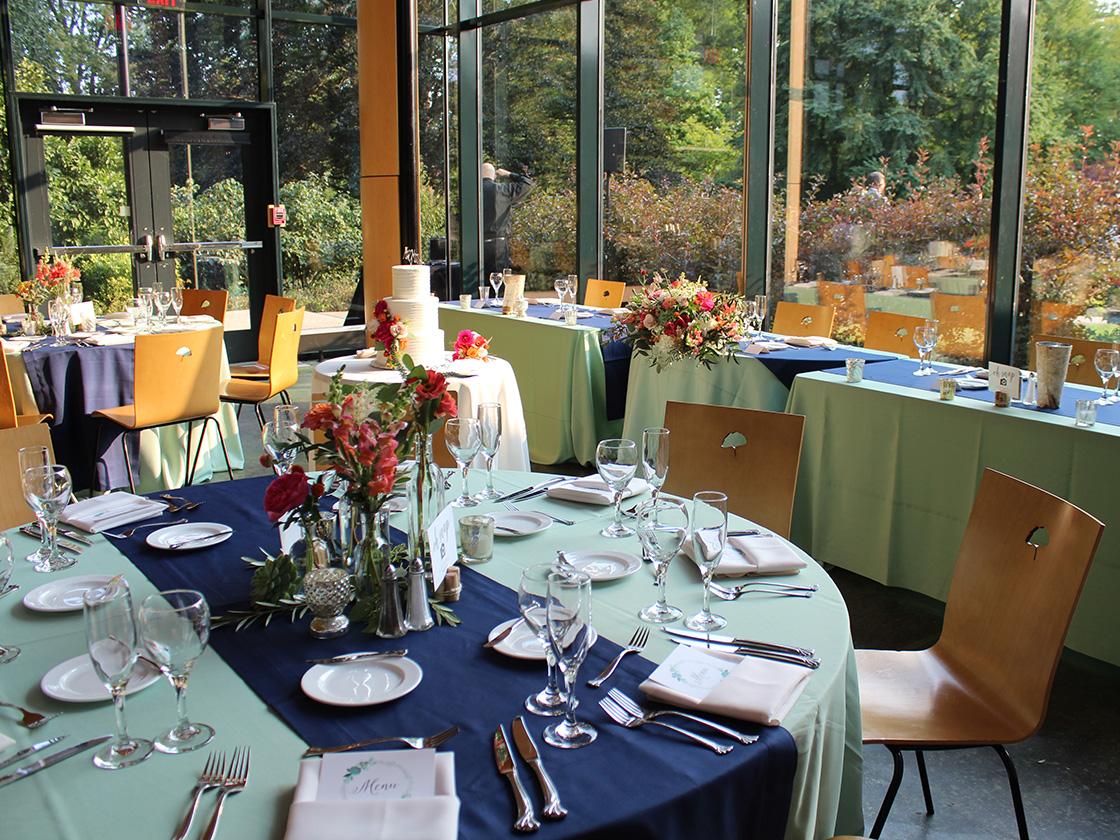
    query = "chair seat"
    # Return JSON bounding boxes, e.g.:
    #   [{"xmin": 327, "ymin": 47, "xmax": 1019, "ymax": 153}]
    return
[
  {"xmin": 228, "ymin": 361, "xmax": 270, "ymax": 378},
  {"xmin": 16, "ymin": 413, "xmax": 51, "ymax": 427},
  {"xmin": 220, "ymin": 377, "xmax": 274, "ymax": 401},
  {"xmin": 92, "ymin": 404, "xmax": 139, "ymax": 430}
]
